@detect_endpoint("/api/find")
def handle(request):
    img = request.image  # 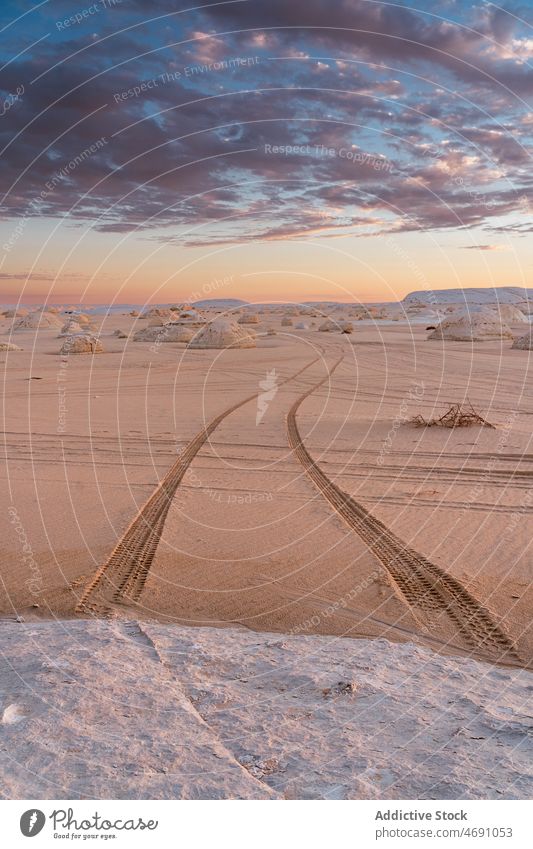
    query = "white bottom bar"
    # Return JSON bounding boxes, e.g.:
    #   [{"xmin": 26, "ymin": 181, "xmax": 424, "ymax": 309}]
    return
[{"xmin": 2, "ymin": 799, "xmax": 531, "ymax": 848}]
